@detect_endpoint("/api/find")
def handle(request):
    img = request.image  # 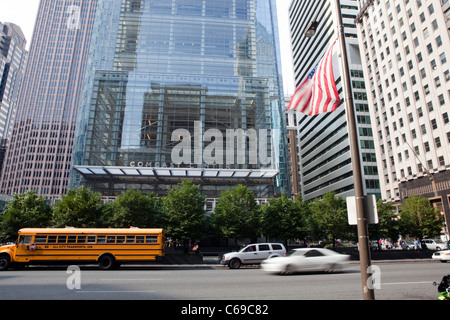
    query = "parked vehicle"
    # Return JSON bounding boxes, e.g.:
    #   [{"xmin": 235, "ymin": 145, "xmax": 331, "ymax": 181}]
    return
[
  {"xmin": 261, "ymin": 248, "xmax": 350, "ymax": 275},
  {"xmin": 221, "ymin": 243, "xmax": 286, "ymax": 269},
  {"xmin": 422, "ymin": 239, "xmax": 447, "ymax": 250}
]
